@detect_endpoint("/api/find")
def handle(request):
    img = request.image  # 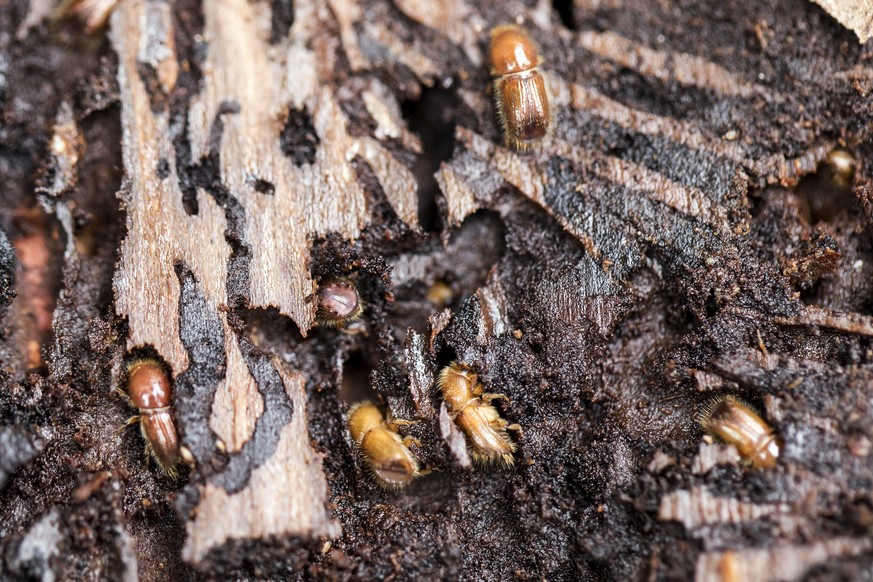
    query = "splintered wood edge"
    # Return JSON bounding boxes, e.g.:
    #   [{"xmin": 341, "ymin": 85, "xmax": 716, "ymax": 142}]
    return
[
  {"xmin": 183, "ymin": 364, "xmax": 340, "ymax": 563},
  {"xmin": 184, "ymin": 0, "xmax": 420, "ymax": 330},
  {"xmin": 811, "ymin": 0, "xmax": 873, "ymax": 44},
  {"xmin": 111, "ymin": 0, "xmax": 263, "ymax": 453},
  {"xmin": 111, "ymin": 0, "xmax": 385, "ymax": 559}
]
